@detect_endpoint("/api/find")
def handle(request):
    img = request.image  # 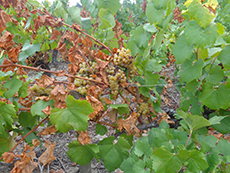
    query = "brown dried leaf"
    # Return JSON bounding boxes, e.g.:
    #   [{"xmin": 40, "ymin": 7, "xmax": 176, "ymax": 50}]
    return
[
  {"xmin": 30, "ymin": 10, "xmax": 37, "ymax": 14},
  {"xmin": 57, "ymin": 42, "xmax": 67, "ymax": 57},
  {"xmin": 78, "ymin": 131, "xmax": 91, "ymax": 145},
  {"xmin": 0, "ymin": 10, "xmax": 10, "ymax": 32},
  {"xmin": 1, "ymin": 58, "xmax": 15, "ymax": 73},
  {"xmin": 107, "ymin": 108, "xmax": 118, "ymax": 123},
  {"xmin": 55, "ymin": 70, "xmax": 66, "ymax": 77},
  {"xmin": 16, "ymin": 67, "xmax": 27, "ymax": 75},
  {"xmin": 38, "ymin": 141, "xmax": 56, "ymax": 166},
  {"xmin": 24, "ymin": 145, "xmax": 34, "ymax": 152},
  {"xmin": 224, "ymin": 134, "xmax": 230, "ymax": 142},
  {"xmin": 50, "ymin": 29, "xmax": 61, "ymax": 40},
  {"xmin": 8, "ymin": 47, "xmax": 19, "ymax": 63},
  {"xmin": 19, "ymin": 95, "xmax": 33, "ymax": 107},
  {"xmin": 12, "ymin": 152, "xmax": 38, "ymax": 173},
  {"xmin": 42, "ymin": 105, "xmax": 52, "ymax": 115},
  {"xmin": 50, "ymin": 84, "xmax": 67, "ymax": 102},
  {"xmin": 68, "ymin": 46, "xmax": 84, "ymax": 64},
  {"xmin": 2, "ymin": 152, "xmax": 15, "ymax": 163},
  {"xmin": 117, "ymin": 115, "xmax": 140, "ymax": 135},
  {"xmin": 37, "ymin": 75, "xmax": 54, "ymax": 88},
  {"xmin": 104, "ymin": 98, "xmax": 112, "ymax": 104},
  {"xmin": 53, "ymin": 100, "xmax": 66, "ymax": 109},
  {"xmin": 157, "ymin": 112, "xmax": 175, "ymax": 125},
  {"xmin": 86, "ymin": 95, "xmax": 104, "ymax": 119},
  {"xmin": 87, "ymin": 85, "xmax": 104, "ymax": 98},
  {"xmin": 35, "ymin": 96, "xmax": 50, "ymax": 101},
  {"xmin": 32, "ymin": 139, "xmax": 40, "ymax": 147},
  {"xmin": 38, "ymin": 125, "xmax": 57, "ymax": 136}
]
